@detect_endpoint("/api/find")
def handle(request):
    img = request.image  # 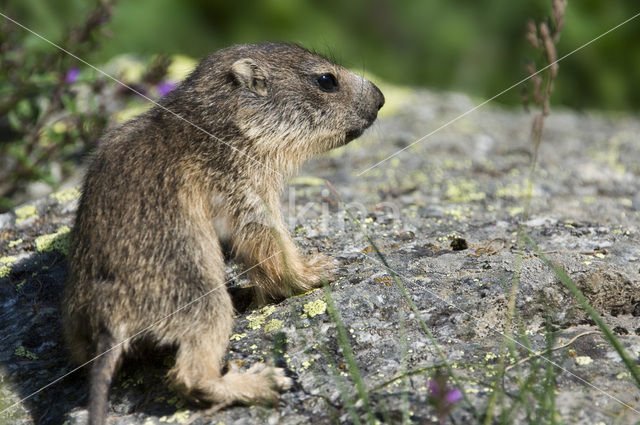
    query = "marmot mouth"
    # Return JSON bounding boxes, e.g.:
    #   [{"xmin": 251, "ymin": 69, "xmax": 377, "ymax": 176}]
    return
[
  {"xmin": 345, "ymin": 111, "xmax": 379, "ymax": 144},
  {"xmin": 345, "ymin": 128, "xmax": 365, "ymax": 143}
]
